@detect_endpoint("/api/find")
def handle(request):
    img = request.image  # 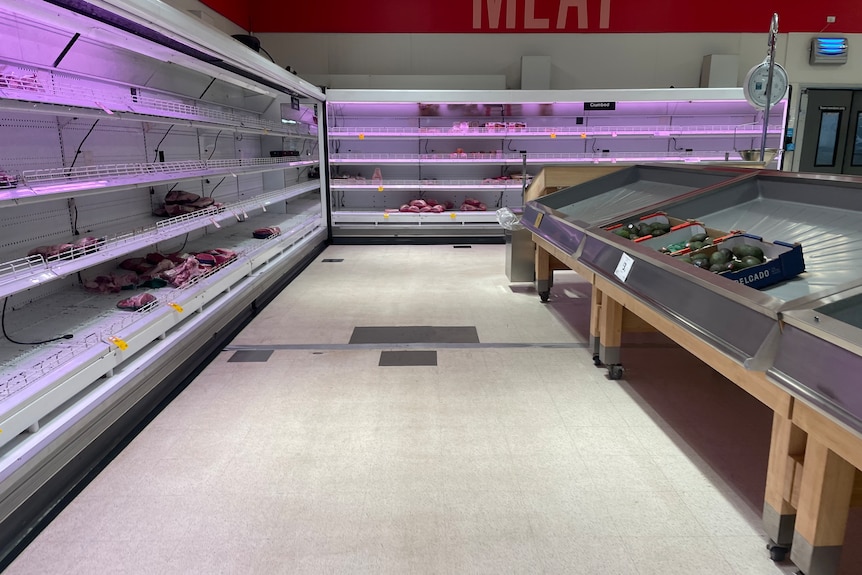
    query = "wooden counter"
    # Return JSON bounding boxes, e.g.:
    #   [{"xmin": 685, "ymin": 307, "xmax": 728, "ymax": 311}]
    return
[{"xmin": 526, "ymin": 166, "xmax": 862, "ymax": 575}]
